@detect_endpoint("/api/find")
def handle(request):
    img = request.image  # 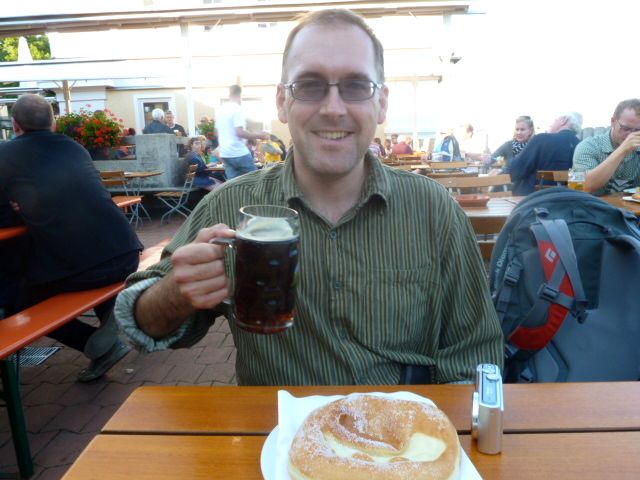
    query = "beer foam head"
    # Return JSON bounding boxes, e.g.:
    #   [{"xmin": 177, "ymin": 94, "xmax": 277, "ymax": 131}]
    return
[{"xmin": 238, "ymin": 216, "xmax": 296, "ymax": 242}]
